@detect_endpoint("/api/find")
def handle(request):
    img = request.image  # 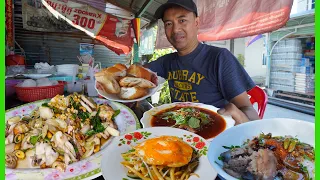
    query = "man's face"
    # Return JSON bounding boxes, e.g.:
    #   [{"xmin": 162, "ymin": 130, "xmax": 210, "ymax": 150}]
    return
[{"xmin": 163, "ymin": 6, "xmax": 199, "ymax": 51}]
